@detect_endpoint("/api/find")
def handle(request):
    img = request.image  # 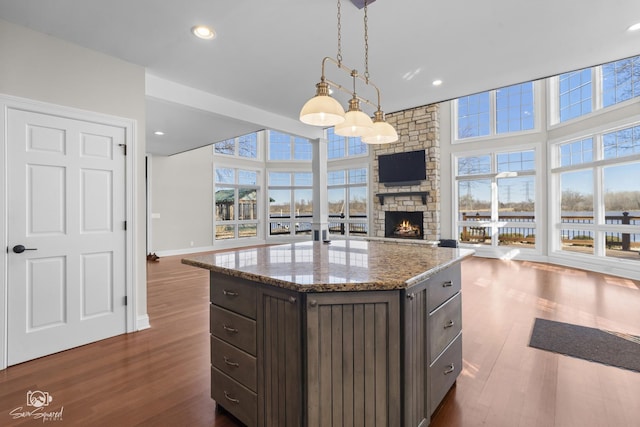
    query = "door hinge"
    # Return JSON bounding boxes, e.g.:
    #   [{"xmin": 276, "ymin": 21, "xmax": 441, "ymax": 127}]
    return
[
  {"xmin": 118, "ymin": 144, "xmax": 127, "ymax": 155},
  {"xmin": 124, "ymin": 295, "xmax": 128, "ymax": 306},
  {"xmin": 124, "ymin": 220, "xmax": 127, "ymax": 230}
]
